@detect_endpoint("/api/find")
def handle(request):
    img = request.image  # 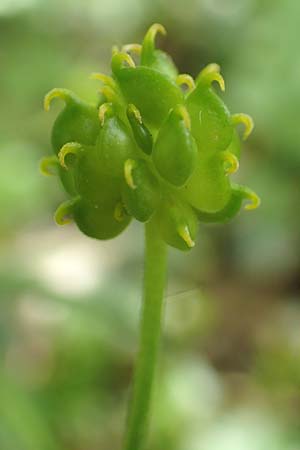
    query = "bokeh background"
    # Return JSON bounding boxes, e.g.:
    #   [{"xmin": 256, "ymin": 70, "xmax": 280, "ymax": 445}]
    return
[{"xmin": 1, "ymin": 0, "xmax": 300, "ymax": 449}]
